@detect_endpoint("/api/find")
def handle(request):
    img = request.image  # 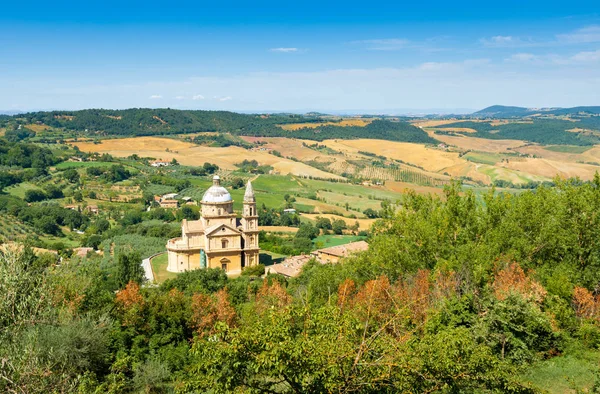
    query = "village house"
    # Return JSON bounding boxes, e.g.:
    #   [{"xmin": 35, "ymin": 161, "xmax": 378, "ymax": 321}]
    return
[
  {"xmin": 311, "ymin": 240, "xmax": 369, "ymax": 264},
  {"xmin": 86, "ymin": 205, "xmax": 99, "ymax": 215},
  {"xmin": 160, "ymin": 199, "xmax": 179, "ymax": 209},
  {"xmin": 151, "ymin": 159, "xmax": 170, "ymax": 167}
]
